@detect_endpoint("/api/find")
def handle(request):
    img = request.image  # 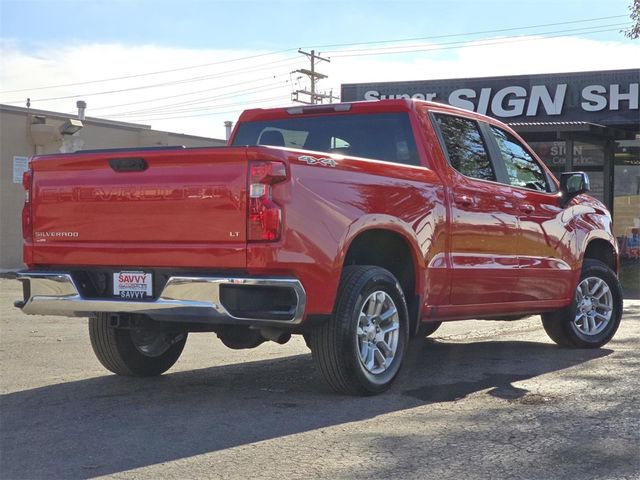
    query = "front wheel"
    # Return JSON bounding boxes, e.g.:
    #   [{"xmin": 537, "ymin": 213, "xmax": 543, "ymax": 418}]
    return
[
  {"xmin": 542, "ymin": 259, "xmax": 623, "ymax": 348},
  {"xmin": 309, "ymin": 266, "xmax": 409, "ymax": 395},
  {"xmin": 89, "ymin": 313, "xmax": 187, "ymax": 376}
]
